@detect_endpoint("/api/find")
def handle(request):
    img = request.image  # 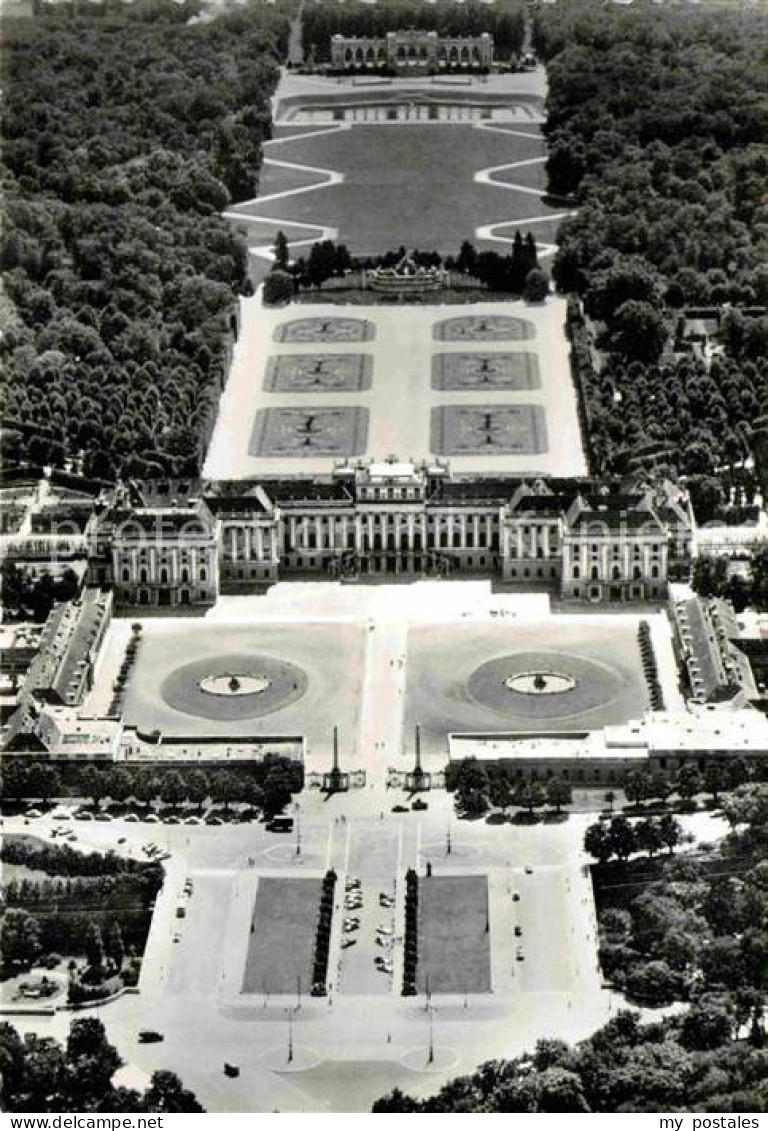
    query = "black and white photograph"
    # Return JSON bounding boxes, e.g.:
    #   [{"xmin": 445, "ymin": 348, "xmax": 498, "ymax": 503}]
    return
[{"xmin": 1, "ymin": 0, "xmax": 767, "ymax": 1119}]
